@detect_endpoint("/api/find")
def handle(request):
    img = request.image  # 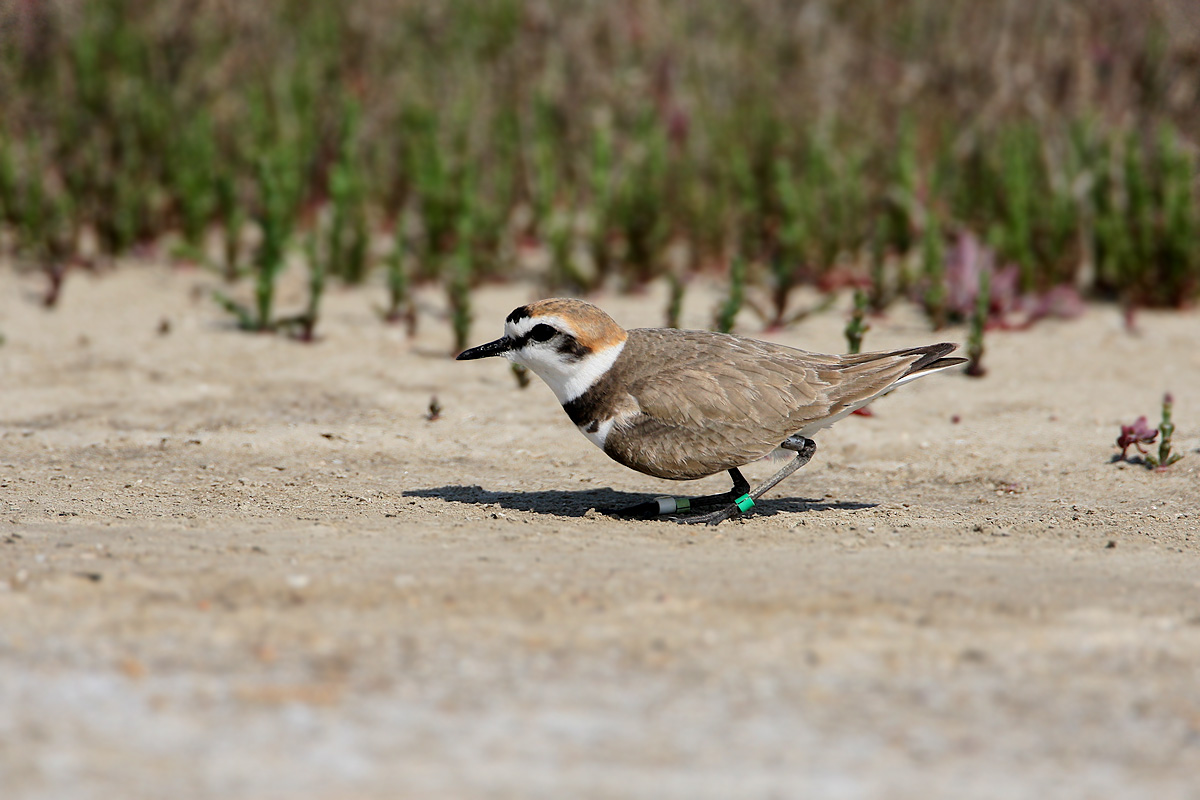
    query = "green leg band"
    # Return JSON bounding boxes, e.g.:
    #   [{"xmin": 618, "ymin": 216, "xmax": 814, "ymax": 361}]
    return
[
  {"xmin": 734, "ymin": 493, "xmax": 755, "ymax": 513},
  {"xmin": 655, "ymin": 496, "xmax": 694, "ymax": 515}
]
